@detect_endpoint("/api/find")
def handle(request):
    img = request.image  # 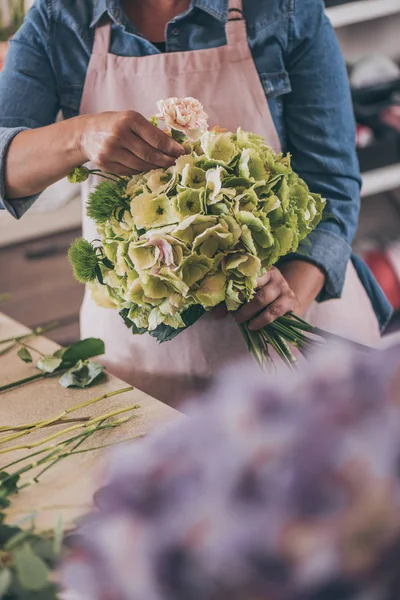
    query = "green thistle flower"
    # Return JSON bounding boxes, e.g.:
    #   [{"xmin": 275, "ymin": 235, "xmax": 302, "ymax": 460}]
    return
[
  {"xmin": 68, "ymin": 239, "xmax": 99, "ymax": 283},
  {"xmin": 87, "ymin": 180, "xmax": 127, "ymax": 224}
]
